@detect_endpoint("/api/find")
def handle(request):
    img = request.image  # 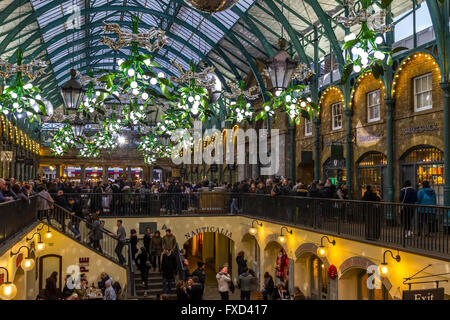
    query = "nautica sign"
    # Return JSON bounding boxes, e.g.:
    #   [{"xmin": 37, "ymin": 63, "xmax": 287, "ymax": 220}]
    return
[{"xmin": 185, "ymin": 226, "xmax": 232, "ymax": 240}]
